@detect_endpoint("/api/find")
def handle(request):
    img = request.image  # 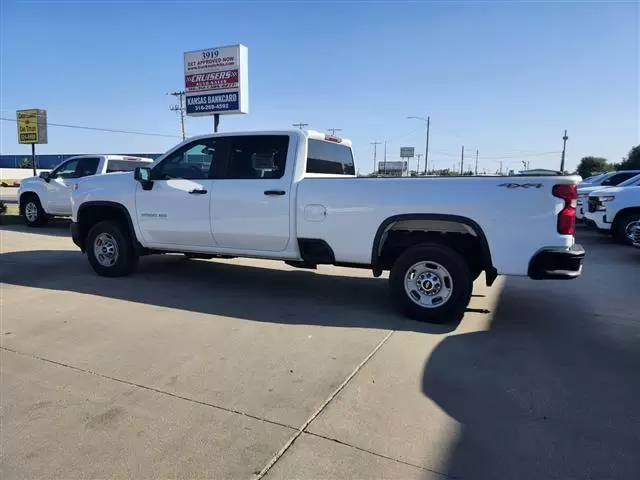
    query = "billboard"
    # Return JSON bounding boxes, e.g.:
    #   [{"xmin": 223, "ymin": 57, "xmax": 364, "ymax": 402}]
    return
[
  {"xmin": 400, "ymin": 147, "xmax": 415, "ymax": 158},
  {"xmin": 184, "ymin": 44, "xmax": 248, "ymax": 116},
  {"xmin": 16, "ymin": 109, "xmax": 48, "ymax": 144}
]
